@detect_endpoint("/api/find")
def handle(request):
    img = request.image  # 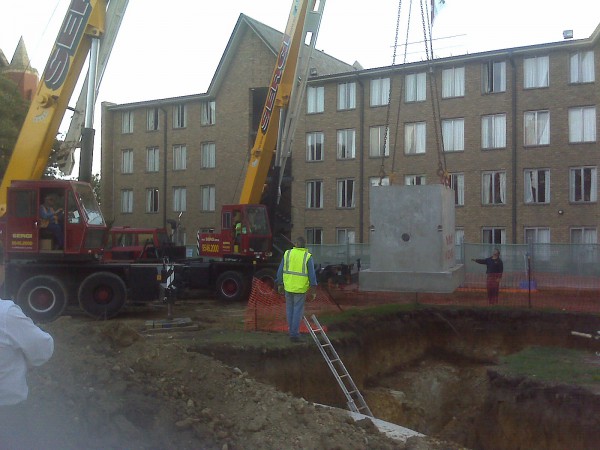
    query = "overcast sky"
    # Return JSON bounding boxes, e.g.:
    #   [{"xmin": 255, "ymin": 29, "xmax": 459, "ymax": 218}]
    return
[{"xmin": 1, "ymin": 0, "xmax": 598, "ymax": 172}]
